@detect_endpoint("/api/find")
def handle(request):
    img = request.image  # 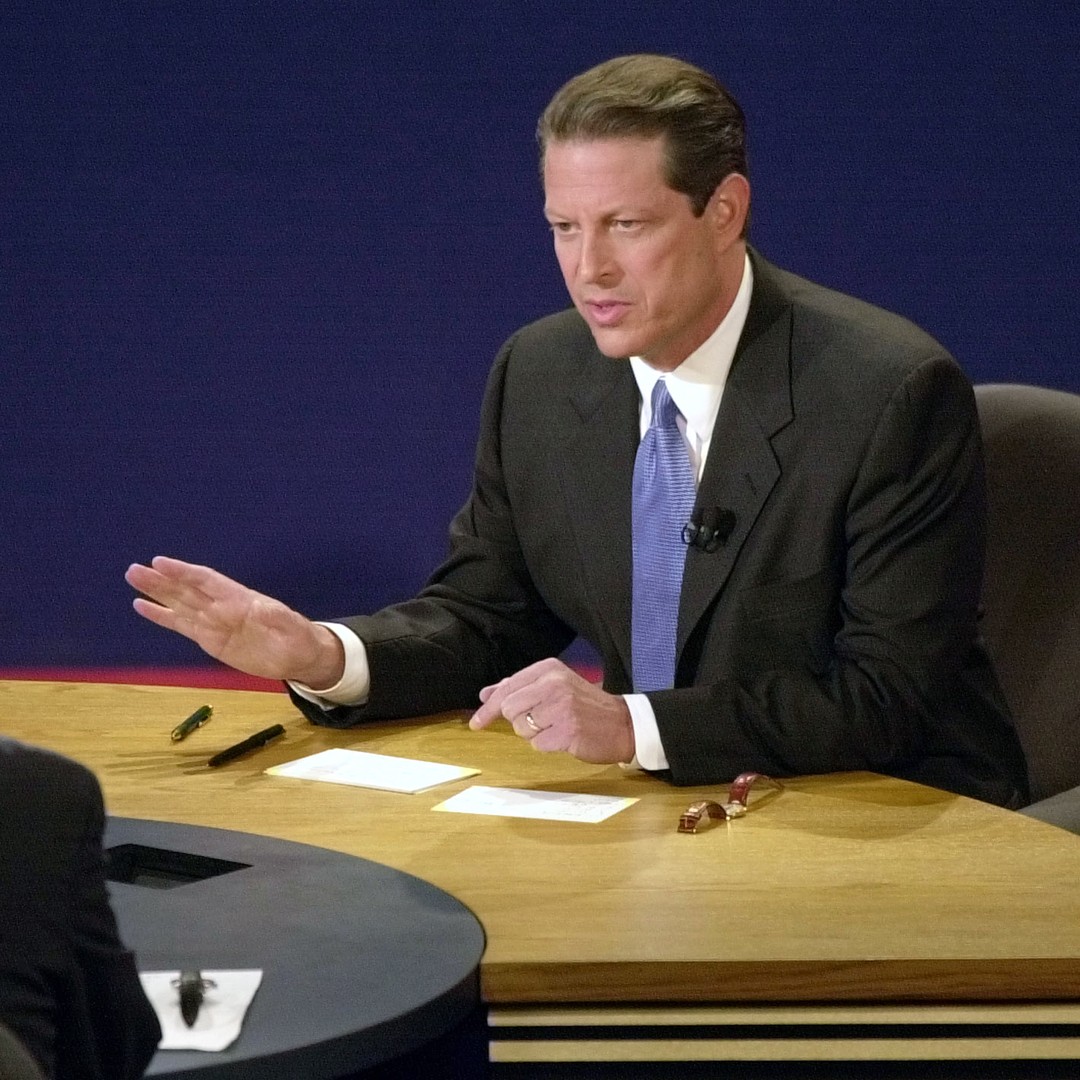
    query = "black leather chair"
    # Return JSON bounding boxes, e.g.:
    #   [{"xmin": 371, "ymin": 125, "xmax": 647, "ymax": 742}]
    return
[
  {"xmin": 0, "ymin": 1022, "xmax": 45, "ymax": 1080},
  {"xmin": 975, "ymin": 383, "xmax": 1080, "ymax": 831}
]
